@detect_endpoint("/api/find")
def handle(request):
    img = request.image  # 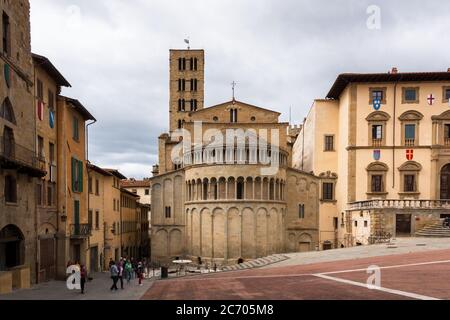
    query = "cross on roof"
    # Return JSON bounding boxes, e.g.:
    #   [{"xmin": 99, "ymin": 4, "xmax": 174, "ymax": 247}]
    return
[{"xmin": 231, "ymin": 81, "xmax": 237, "ymax": 100}]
